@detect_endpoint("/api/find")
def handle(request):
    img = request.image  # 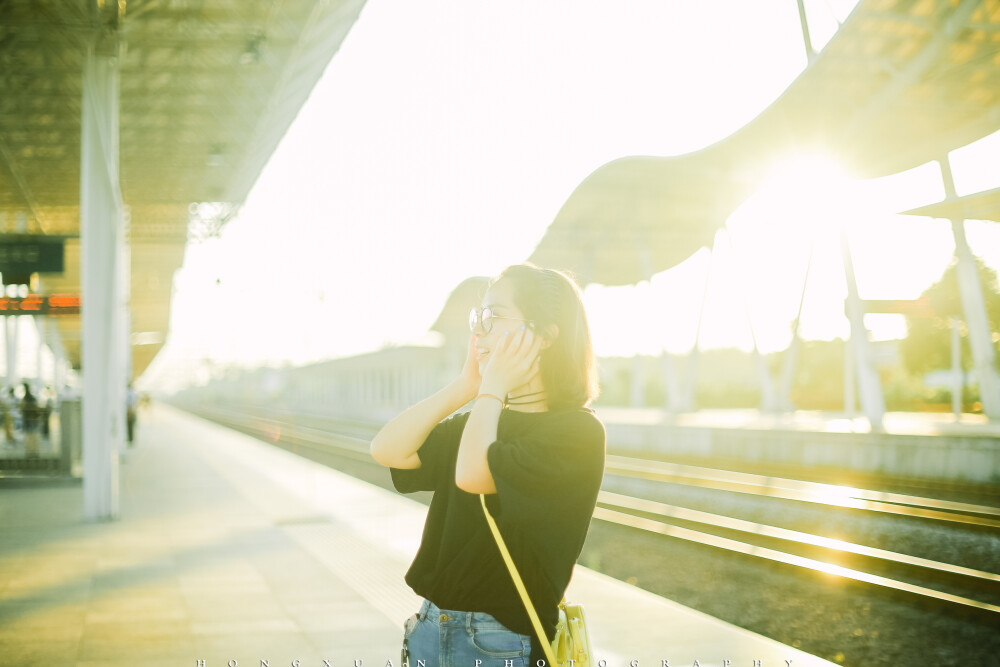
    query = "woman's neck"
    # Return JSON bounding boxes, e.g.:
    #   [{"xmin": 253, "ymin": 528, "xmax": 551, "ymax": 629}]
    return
[{"xmin": 506, "ymin": 378, "xmax": 548, "ymax": 413}]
